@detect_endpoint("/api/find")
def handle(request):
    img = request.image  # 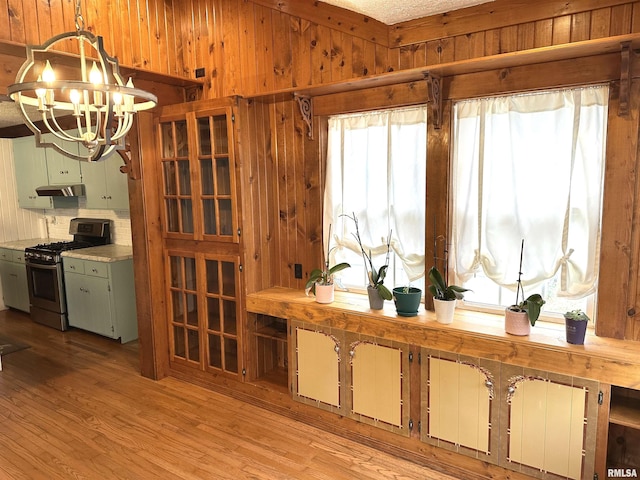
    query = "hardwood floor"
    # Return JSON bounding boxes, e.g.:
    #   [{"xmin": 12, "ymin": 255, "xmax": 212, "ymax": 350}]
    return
[{"xmin": 0, "ymin": 309, "xmax": 460, "ymax": 480}]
